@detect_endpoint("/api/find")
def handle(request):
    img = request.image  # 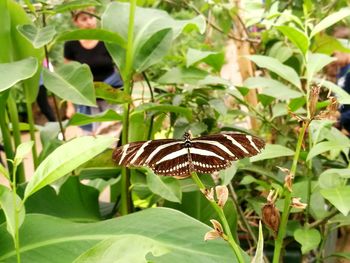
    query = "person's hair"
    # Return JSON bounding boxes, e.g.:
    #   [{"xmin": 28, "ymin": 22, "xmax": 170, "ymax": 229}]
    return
[{"xmin": 70, "ymin": 7, "xmax": 96, "ymax": 21}]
